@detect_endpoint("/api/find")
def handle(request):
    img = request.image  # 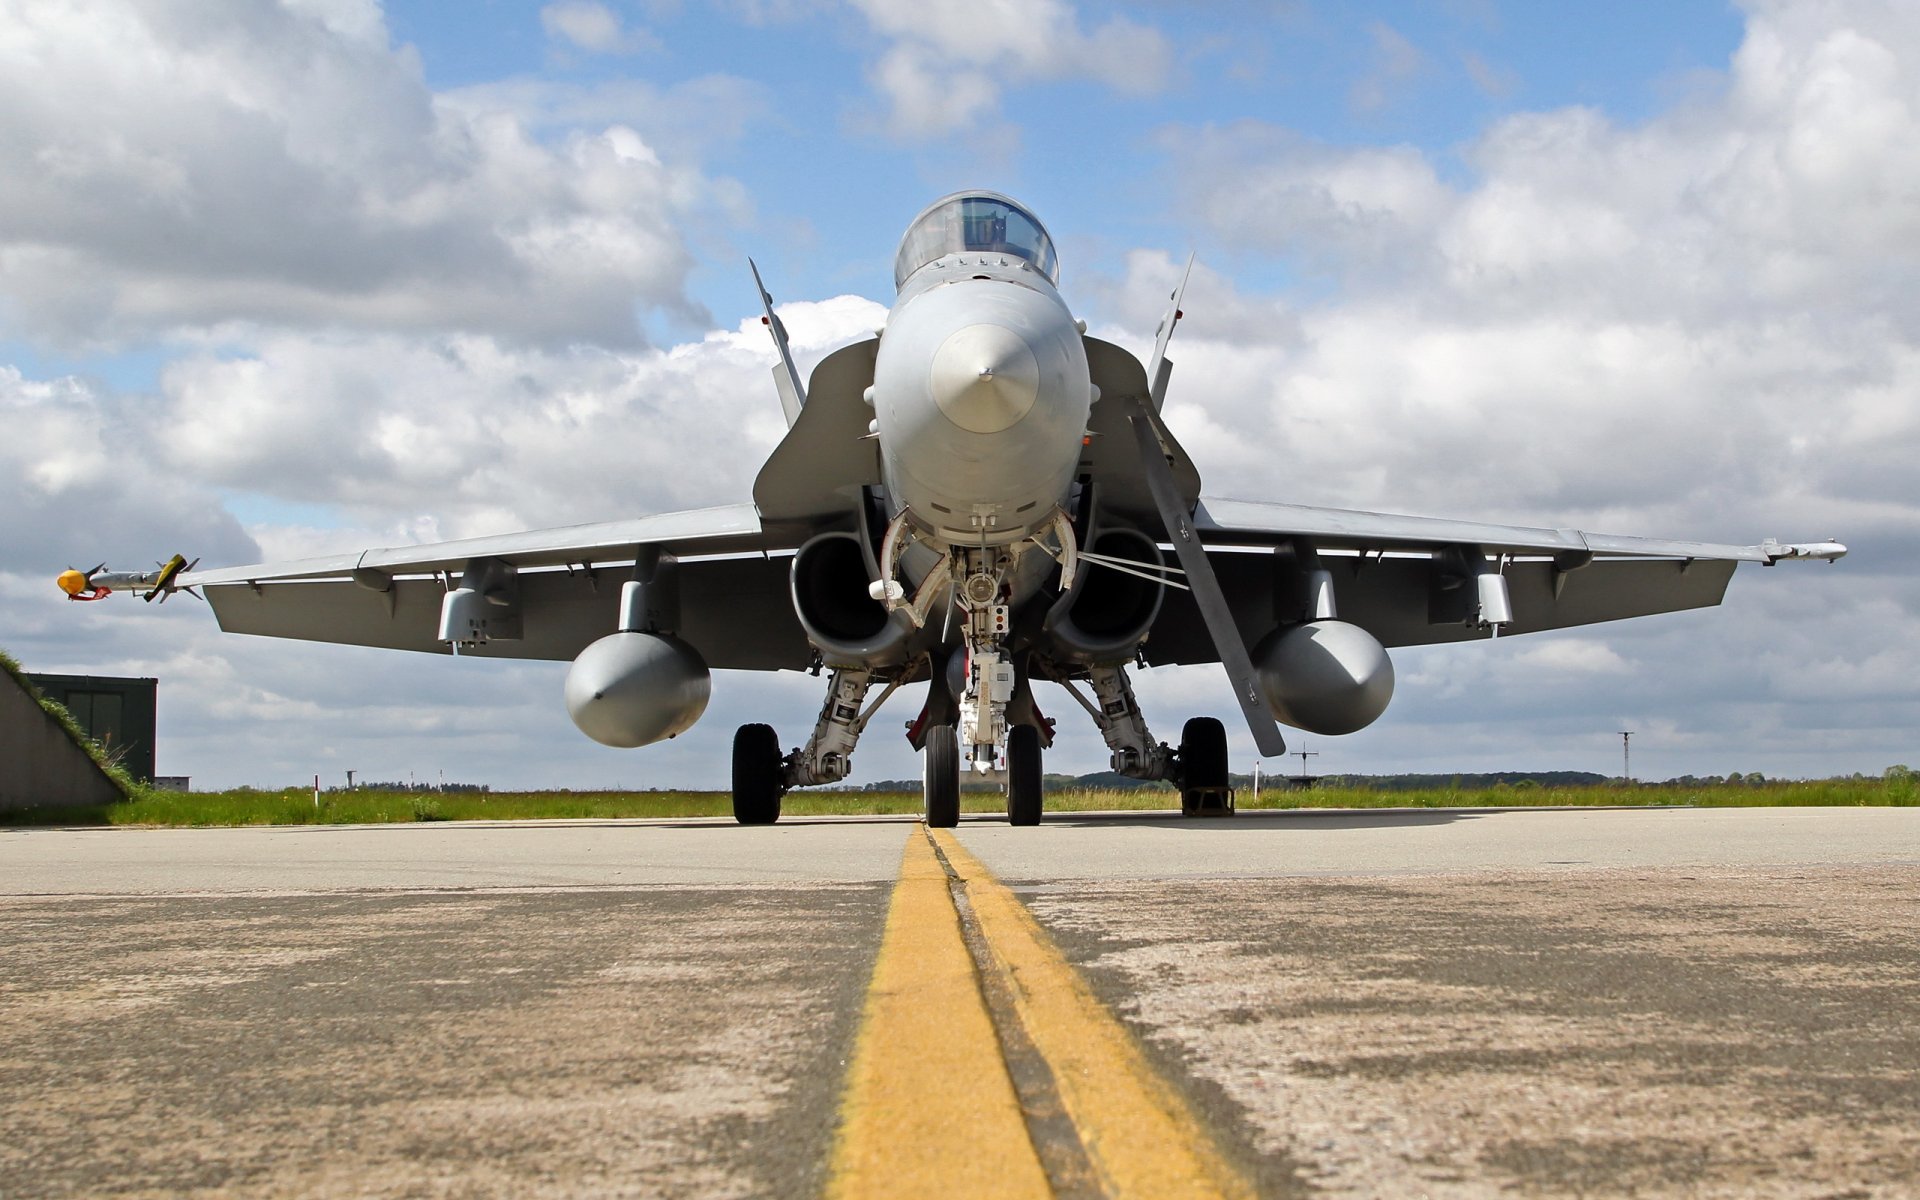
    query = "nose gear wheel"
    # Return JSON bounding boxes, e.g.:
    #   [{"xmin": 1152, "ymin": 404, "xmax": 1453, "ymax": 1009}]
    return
[
  {"xmin": 1006, "ymin": 724, "xmax": 1043, "ymax": 825},
  {"xmin": 924, "ymin": 724, "xmax": 961, "ymax": 828}
]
